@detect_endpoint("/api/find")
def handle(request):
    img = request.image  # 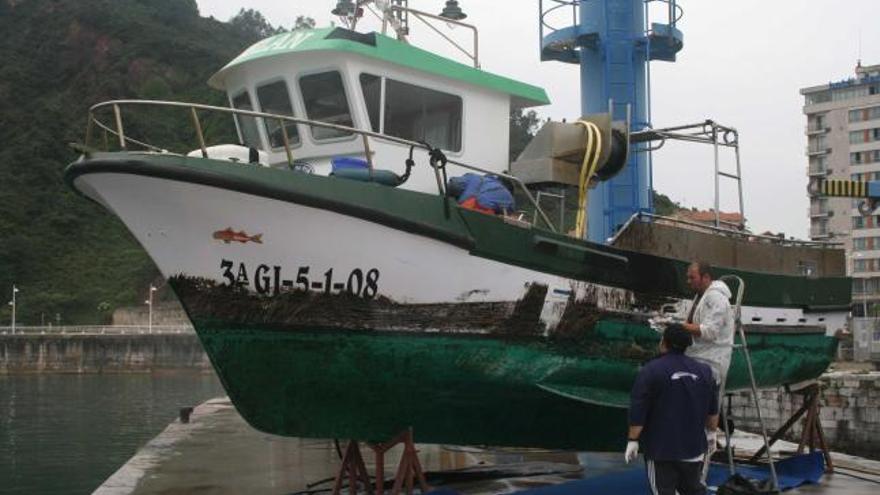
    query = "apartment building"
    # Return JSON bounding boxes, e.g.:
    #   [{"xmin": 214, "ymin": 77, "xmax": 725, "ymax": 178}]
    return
[{"xmin": 803, "ymin": 62, "xmax": 880, "ymax": 316}]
